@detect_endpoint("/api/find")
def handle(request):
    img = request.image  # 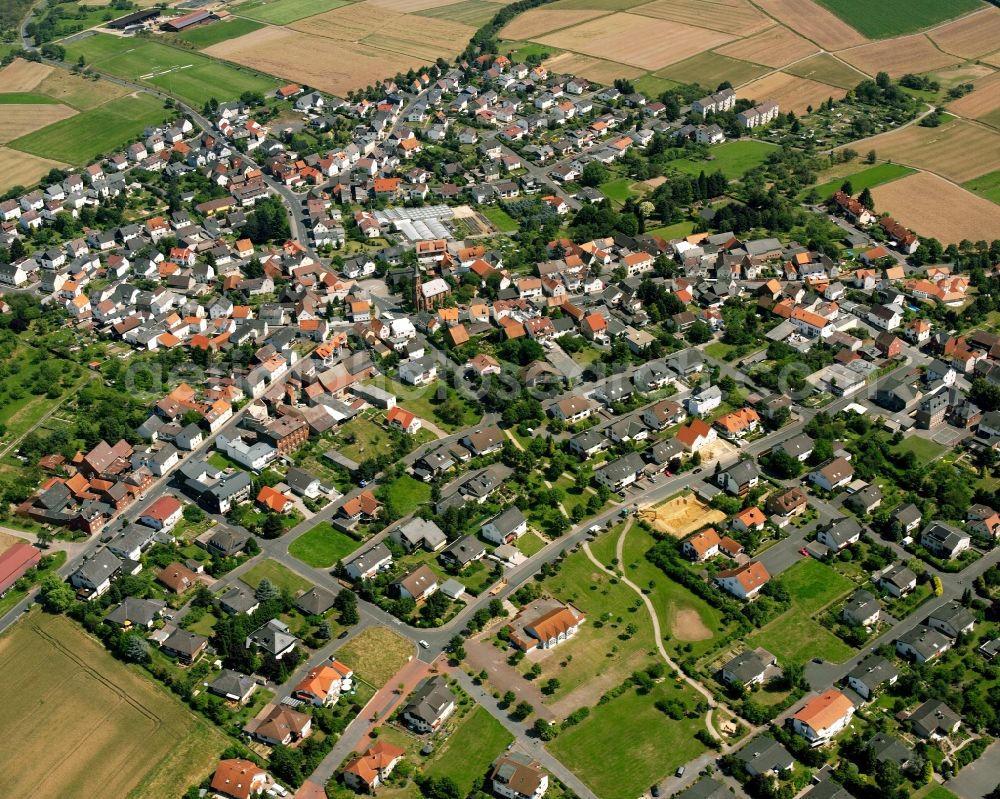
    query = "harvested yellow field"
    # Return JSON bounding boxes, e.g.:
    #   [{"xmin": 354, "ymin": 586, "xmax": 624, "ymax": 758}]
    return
[
  {"xmin": 854, "ymin": 119, "xmax": 1000, "ymax": 183},
  {"xmin": 0, "ymin": 104, "xmax": 77, "ymax": 145},
  {"xmin": 0, "ymin": 612, "xmax": 230, "ymax": 799},
  {"xmin": 369, "ymin": 0, "xmax": 459, "ymax": 10},
  {"xmin": 34, "ymin": 70, "xmax": 126, "ymax": 110},
  {"xmin": 289, "ymin": 2, "xmax": 401, "ymax": 39},
  {"xmin": 753, "ymin": 0, "xmax": 865, "ymax": 50},
  {"xmin": 948, "ymin": 73, "xmax": 1000, "ymax": 122},
  {"xmin": 501, "ymin": 7, "xmax": 608, "ymax": 39},
  {"xmin": 784, "ymin": 53, "xmax": 867, "ymax": 90},
  {"xmin": 740, "ymin": 71, "xmax": 847, "ymax": 115},
  {"xmin": 928, "ymin": 7, "xmax": 1000, "ymax": 60},
  {"xmin": 536, "ymin": 13, "xmax": 734, "ymax": 71},
  {"xmin": 207, "ymin": 27, "xmax": 425, "ymax": 95},
  {"xmin": 630, "ymin": 0, "xmax": 771, "ymax": 35},
  {"xmin": 839, "ymin": 34, "xmax": 961, "ymax": 79},
  {"xmin": 870, "ymin": 172, "xmax": 1000, "ymax": 244},
  {"xmin": 543, "ymin": 51, "xmax": 644, "ymax": 83},
  {"xmin": 984, "ymin": 51, "xmax": 1000, "ymax": 69},
  {"xmin": 0, "ymin": 59, "xmax": 54, "ymax": 92},
  {"xmin": 714, "ymin": 24, "xmax": 817, "ymax": 68},
  {"xmin": 362, "ymin": 14, "xmax": 476, "ymax": 59},
  {"xmin": 0, "ymin": 146, "xmax": 68, "ymax": 192}
]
